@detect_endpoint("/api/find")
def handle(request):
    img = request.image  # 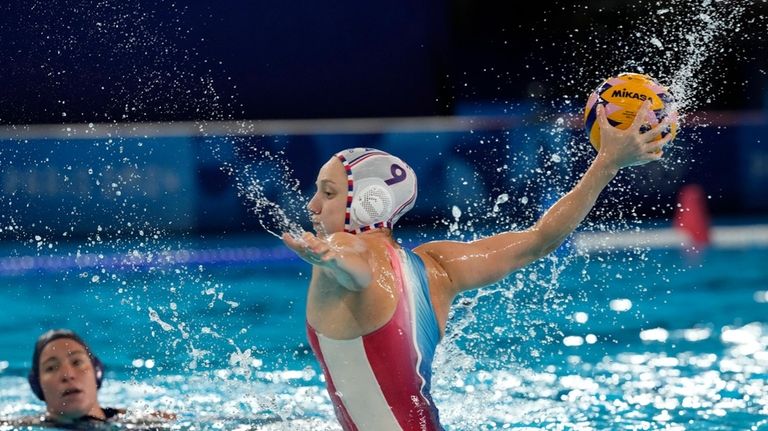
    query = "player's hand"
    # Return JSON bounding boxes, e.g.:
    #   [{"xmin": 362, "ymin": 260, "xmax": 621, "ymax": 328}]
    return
[
  {"xmin": 596, "ymin": 100, "xmax": 676, "ymax": 168},
  {"xmin": 282, "ymin": 231, "xmax": 340, "ymax": 267}
]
